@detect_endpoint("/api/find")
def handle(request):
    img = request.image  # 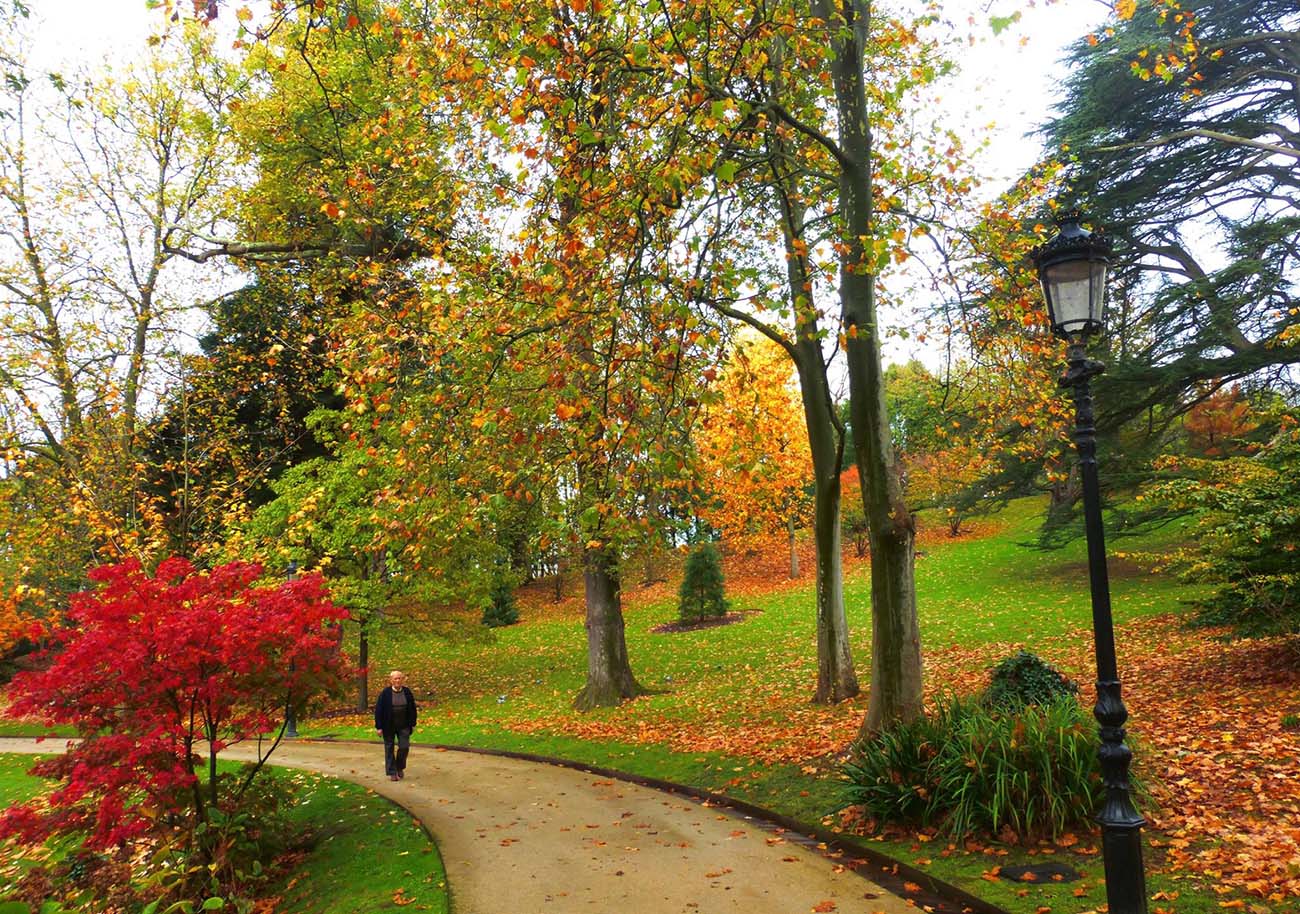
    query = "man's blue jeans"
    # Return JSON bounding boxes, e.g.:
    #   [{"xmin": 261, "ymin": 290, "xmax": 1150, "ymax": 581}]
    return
[{"xmin": 383, "ymin": 728, "xmax": 411, "ymax": 775}]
